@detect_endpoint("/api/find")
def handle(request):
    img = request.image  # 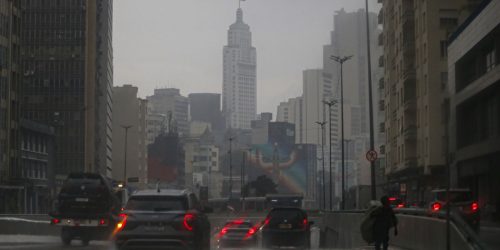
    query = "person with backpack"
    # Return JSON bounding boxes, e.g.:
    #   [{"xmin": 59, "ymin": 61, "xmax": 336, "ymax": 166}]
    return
[{"xmin": 372, "ymin": 196, "xmax": 398, "ymax": 250}]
